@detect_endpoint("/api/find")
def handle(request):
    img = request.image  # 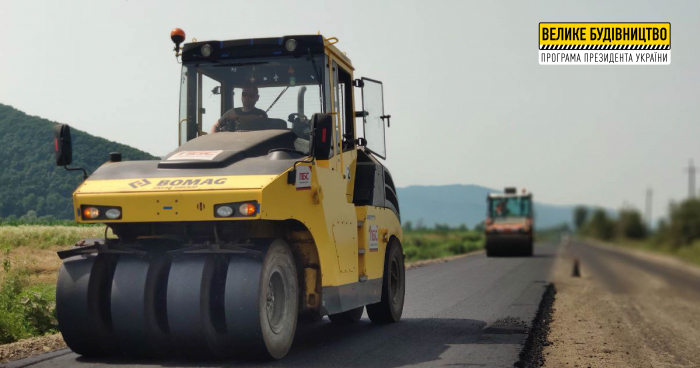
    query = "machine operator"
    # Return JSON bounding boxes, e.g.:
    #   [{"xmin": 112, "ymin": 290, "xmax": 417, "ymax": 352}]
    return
[{"xmin": 210, "ymin": 83, "xmax": 268, "ymax": 133}]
